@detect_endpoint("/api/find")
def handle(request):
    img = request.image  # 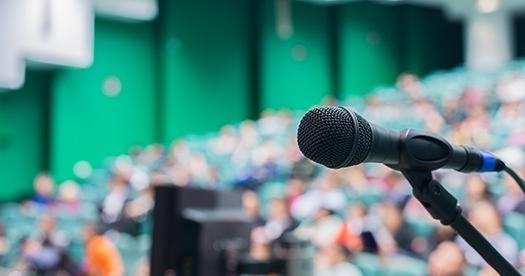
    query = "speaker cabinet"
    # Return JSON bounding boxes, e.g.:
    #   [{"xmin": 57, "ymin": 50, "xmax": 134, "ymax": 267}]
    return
[{"xmin": 150, "ymin": 185, "xmax": 251, "ymax": 276}]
